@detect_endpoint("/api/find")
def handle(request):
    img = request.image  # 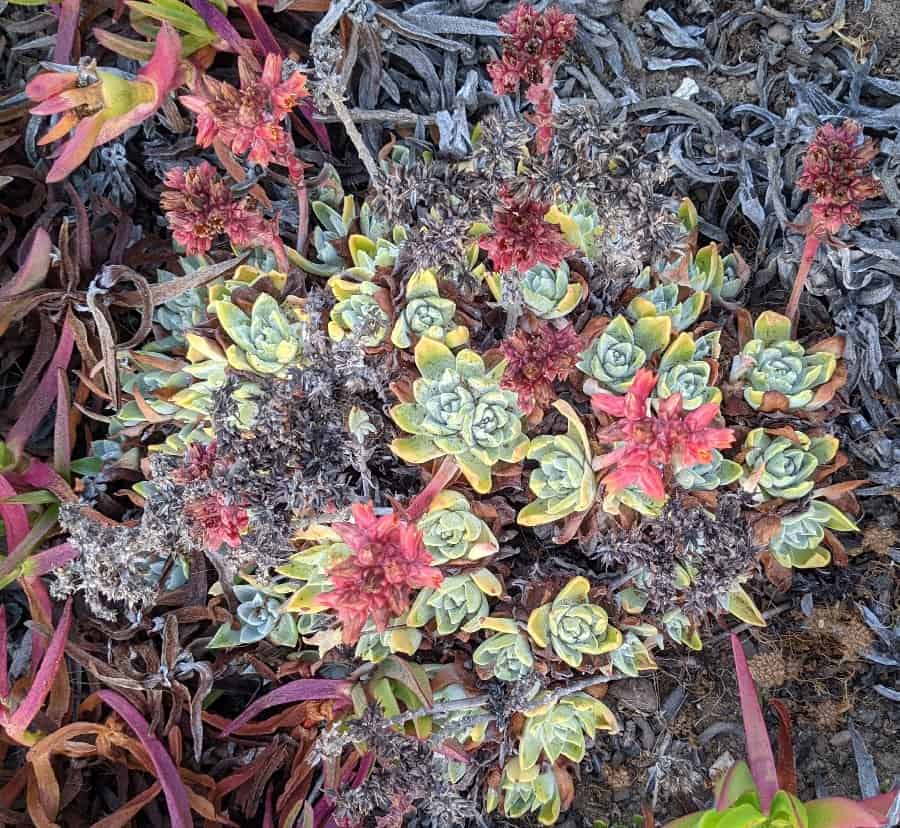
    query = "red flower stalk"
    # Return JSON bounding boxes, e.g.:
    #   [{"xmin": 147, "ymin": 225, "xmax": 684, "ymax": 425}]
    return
[
  {"xmin": 480, "ymin": 189, "xmax": 575, "ymax": 274},
  {"xmin": 500, "ymin": 321, "xmax": 580, "ymax": 416},
  {"xmin": 161, "ymin": 161, "xmax": 279, "ymax": 258},
  {"xmin": 785, "ymin": 120, "xmax": 880, "ymax": 331},
  {"xmin": 180, "ymin": 53, "xmax": 308, "ymax": 180},
  {"xmin": 184, "ymin": 492, "xmax": 249, "ymax": 551},
  {"xmin": 591, "ymin": 368, "xmax": 735, "ymax": 501},
  {"xmin": 526, "ymin": 65, "xmax": 556, "ymax": 155},
  {"xmin": 487, "ymin": 3, "xmax": 577, "ymax": 94},
  {"xmin": 318, "ymin": 502, "xmax": 444, "ymax": 645},
  {"xmin": 170, "ymin": 440, "xmax": 219, "ymax": 485}
]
